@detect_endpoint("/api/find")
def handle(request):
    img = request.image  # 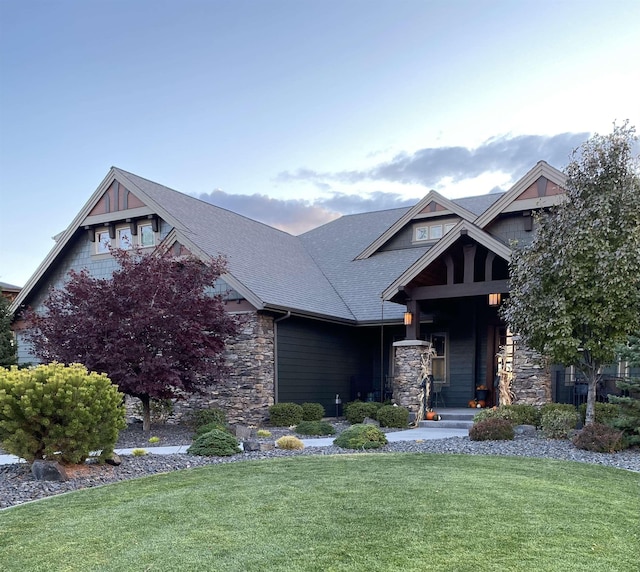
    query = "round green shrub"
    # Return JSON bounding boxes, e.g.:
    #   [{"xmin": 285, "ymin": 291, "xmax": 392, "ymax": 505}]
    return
[
  {"xmin": 473, "ymin": 407, "xmax": 515, "ymax": 424},
  {"xmin": 301, "ymin": 402, "xmax": 325, "ymax": 421},
  {"xmin": 376, "ymin": 405, "xmax": 409, "ymax": 428},
  {"xmin": 344, "ymin": 401, "xmax": 380, "ymax": 424},
  {"xmin": 572, "ymin": 423, "xmax": 626, "ymax": 452},
  {"xmin": 187, "ymin": 407, "xmax": 227, "ymax": 430},
  {"xmin": 0, "ymin": 363, "xmax": 126, "ymax": 464},
  {"xmin": 540, "ymin": 403, "xmax": 577, "ymax": 417},
  {"xmin": 469, "ymin": 418, "xmax": 515, "ymax": 441},
  {"xmin": 194, "ymin": 421, "xmax": 228, "ymax": 437},
  {"xmin": 578, "ymin": 402, "xmax": 621, "ymax": 426},
  {"xmin": 333, "ymin": 424, "xmax": 388, "ymax": 449},
  {"xmin": 187, "ymin": 429, "xmax": 240, "ymax": 457},
  {"xmin": 541, "ymin": 408, "xmax": 579, "ymax": 439},
  {"xmin": 502, "ymin": 404, "xmax": 541, "ymax": 427},
  {"xmin": 269, "ymin": 402, "xmax": 304, "ymax": 426},
  {"xmin": 294, "ymin": 420, "xmax": 336, "ymax": 436},
  {"xmin": 275, "ymin": 435, "xmax": 305, "ymax": 450}
]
